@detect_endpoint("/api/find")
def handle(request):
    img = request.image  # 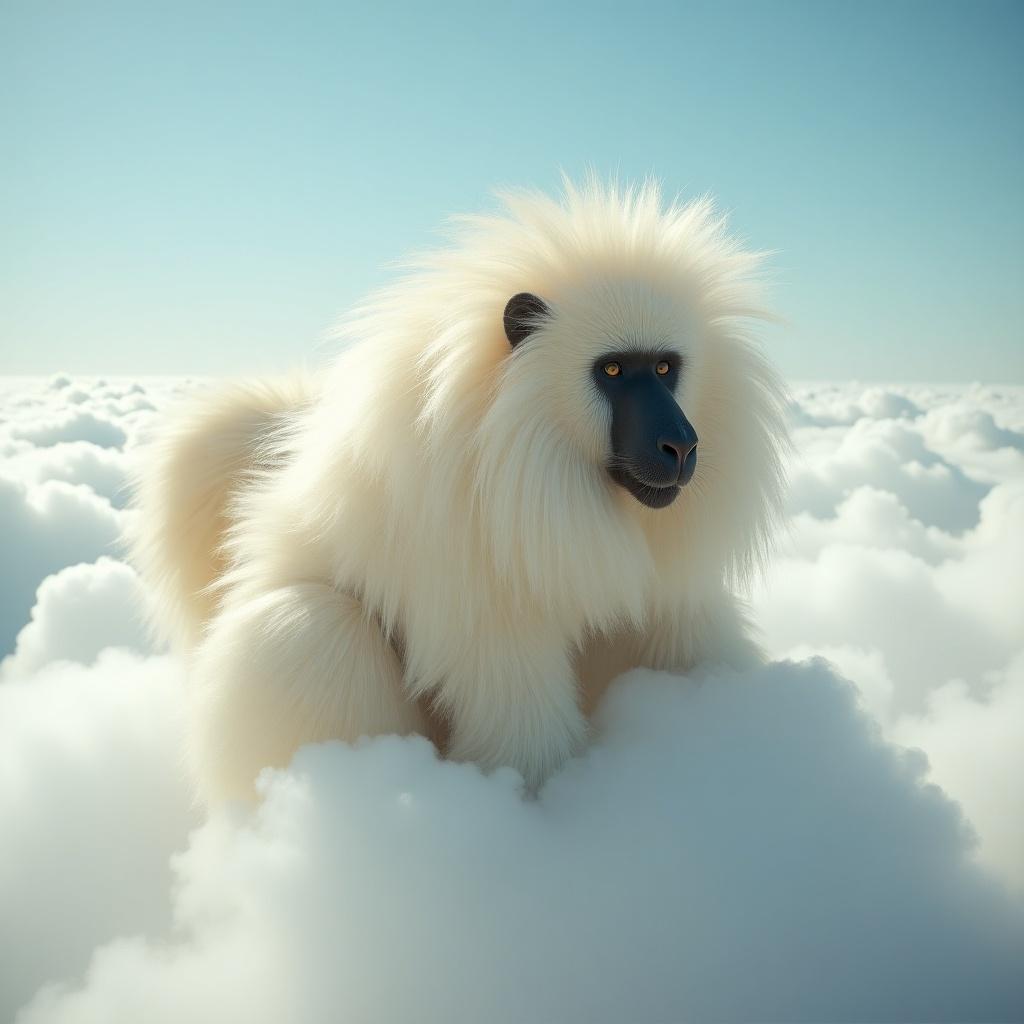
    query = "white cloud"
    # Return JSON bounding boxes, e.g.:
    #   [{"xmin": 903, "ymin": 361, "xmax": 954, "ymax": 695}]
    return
[
  {"xmin": 9, "ymin": 663, "xmax": 1024, "ymax": 1023},
  {"xmin": 0, "ymin": 377, "xmax": 187, "ymax": 458},
  {"xmin": 1, "ymin": 441, "xmax": 131, "ymax": 507},
  {"xmin": 0, "ymin": 476, "xmax": 125, "ymax": 656},
  {"xmin": 783, "ymin": 485, "xmax": 958, "ymax": 564},
  {"xmin": 11, "ymin": 410, "xmax": 127, "ymax": 449},
  {"xmin": 786, "ymin": 385, "xmax": 922, "ymax": 427},
  {"xmin": 787, "ymin": 416, "xmax": 989, "ymax": 532},
  {"xmin": 1, "ymin": 558, "xmax": 155, "ymax": 677},
  {"xmin": 755, "ymin": 541, "xmax": 1005, "ymax": 712},
  {"xmin": 754, "ymin": 386, "xmax": 1024, "ymax": 891},
  {"xmin": 933, "ymin": 481, "xmax": 1024, "ymax": 645},
  {"xmin": 892, "ymin": 652, "xmax": 1024, "ymax": 889},
  {"xmin": 0, "ymin": 652, "xmax": 198, "ymax": 1022},
  {"xmin": 0, "ymin": 376, "xmax": 194, "ymax": 655}
]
